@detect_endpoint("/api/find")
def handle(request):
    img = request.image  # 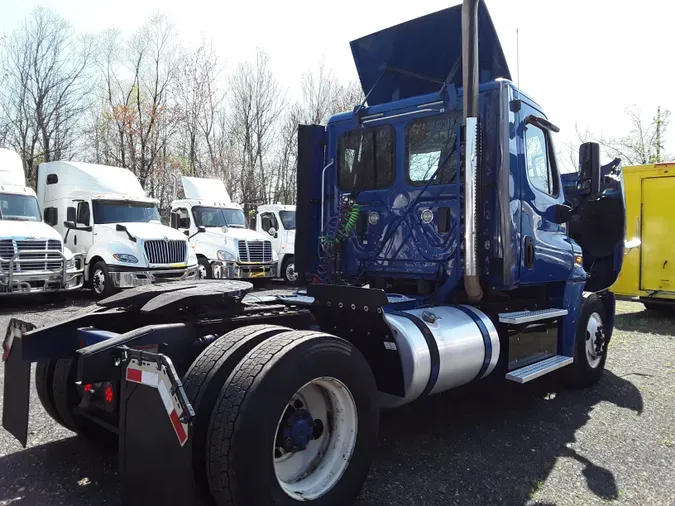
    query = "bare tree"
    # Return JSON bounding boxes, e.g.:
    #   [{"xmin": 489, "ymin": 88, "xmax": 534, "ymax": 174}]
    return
[
  {"xmin": 563, "ymin": 105, "xmax": 672, "ymax": 172},
  {"xmin": 0, "ymin": 7, "xmax": 93, "ymax": 183},
  {"xmin": 228, "ymin": 47, "xmax": 286, "ymax": 206}
]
